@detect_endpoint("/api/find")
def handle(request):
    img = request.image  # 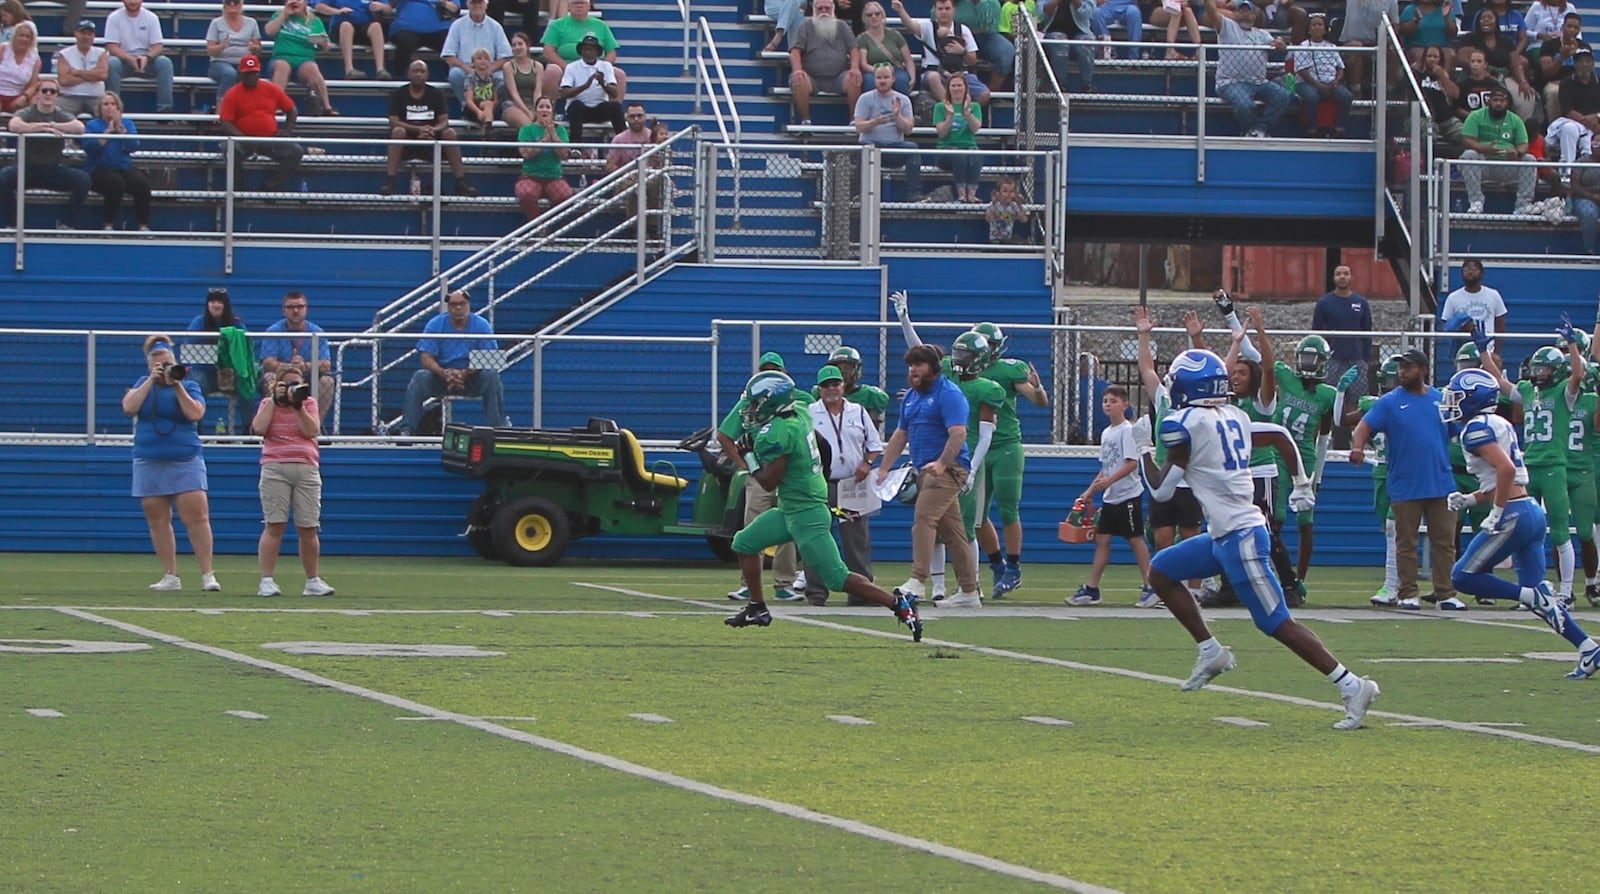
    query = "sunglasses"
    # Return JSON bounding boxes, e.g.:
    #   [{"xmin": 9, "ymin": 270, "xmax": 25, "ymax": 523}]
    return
[{"xmin": 39, "ymin": 88, "xmax": 59, "ymax": 95}]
